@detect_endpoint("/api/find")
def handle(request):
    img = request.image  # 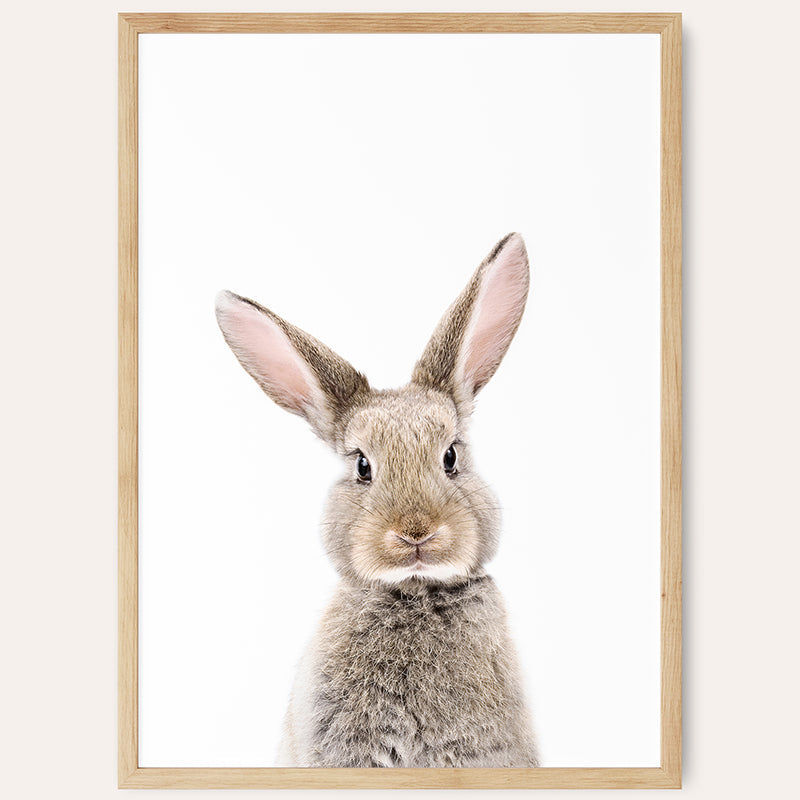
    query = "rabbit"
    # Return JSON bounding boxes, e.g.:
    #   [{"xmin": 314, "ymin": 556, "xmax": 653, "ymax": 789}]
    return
[{"xmin": 215, "ymin": 232, "xmax": 539, "ymax": 768}]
